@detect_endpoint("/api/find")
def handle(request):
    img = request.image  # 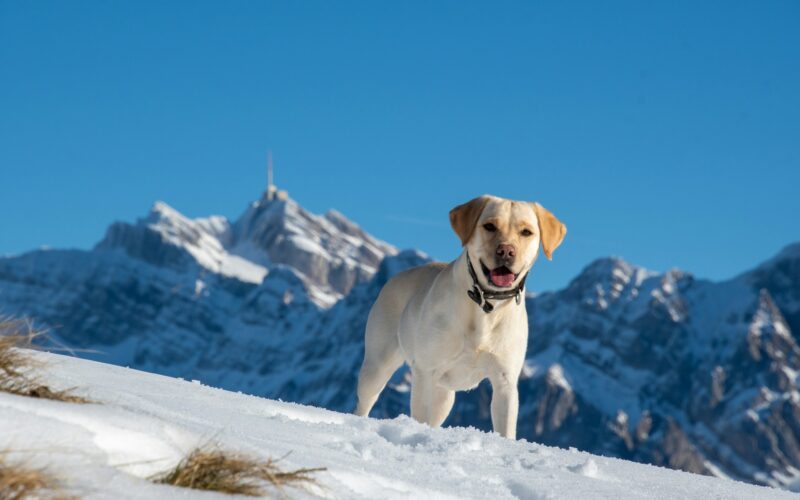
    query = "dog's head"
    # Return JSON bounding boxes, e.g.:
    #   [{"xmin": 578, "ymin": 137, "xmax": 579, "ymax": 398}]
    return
[{"xmin": 449, "ymin": 195, "xmax": 566, "ymax": 290}]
